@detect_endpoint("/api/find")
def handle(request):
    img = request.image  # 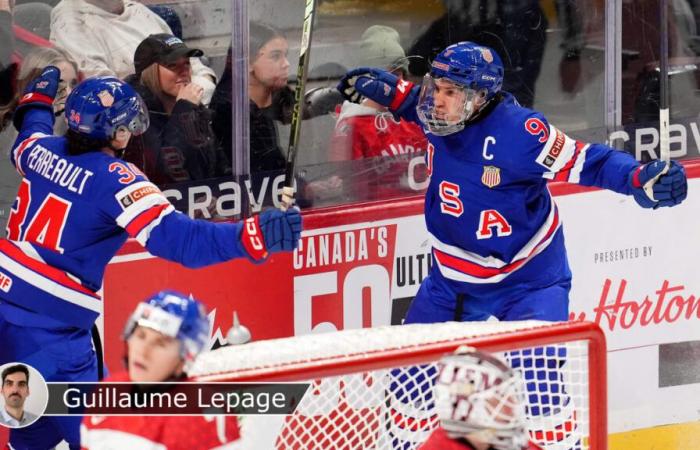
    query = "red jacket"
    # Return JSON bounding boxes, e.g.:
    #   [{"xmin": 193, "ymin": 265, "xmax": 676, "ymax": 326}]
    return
[
  {"xmin": 80, "ymin": 372, "xmax": 239, "ymax": 450},
  {"xmin": 329, "ymin": 101, "xmax": 428, "ymax": 200},
  {"xmin": 419, "ymin": 426, "xmax": 543, "ymax": 450},
  {"xmin": 330, "ymin": 101, "xmax": 427, "ymax": 161}
]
